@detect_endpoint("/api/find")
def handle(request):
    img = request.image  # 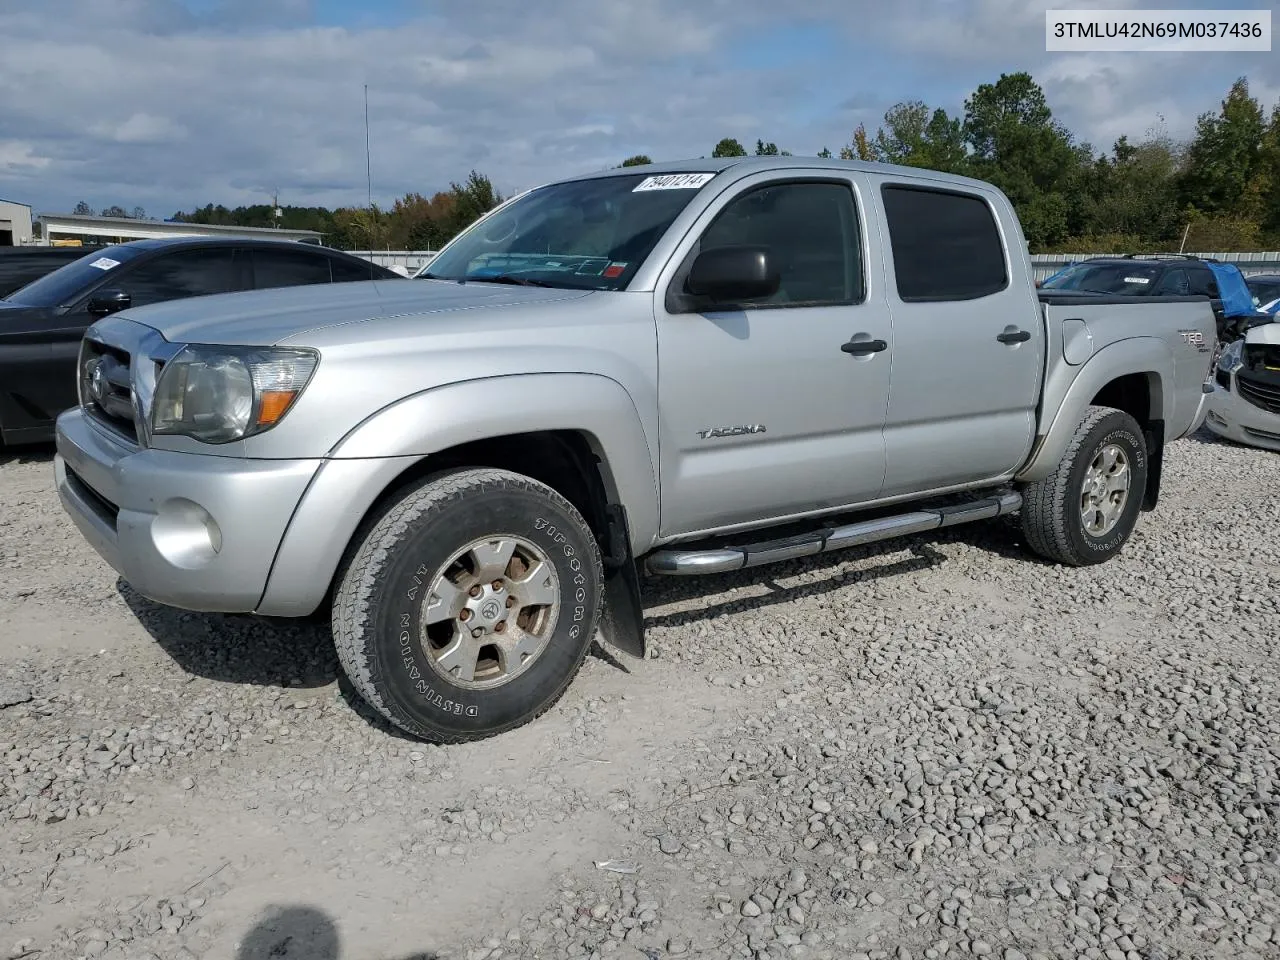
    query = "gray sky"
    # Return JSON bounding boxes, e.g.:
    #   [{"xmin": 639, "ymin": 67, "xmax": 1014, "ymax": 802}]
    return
[{"xmin": 1, "ymin": 0, "xmax": 1275, "ymax": 217}]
